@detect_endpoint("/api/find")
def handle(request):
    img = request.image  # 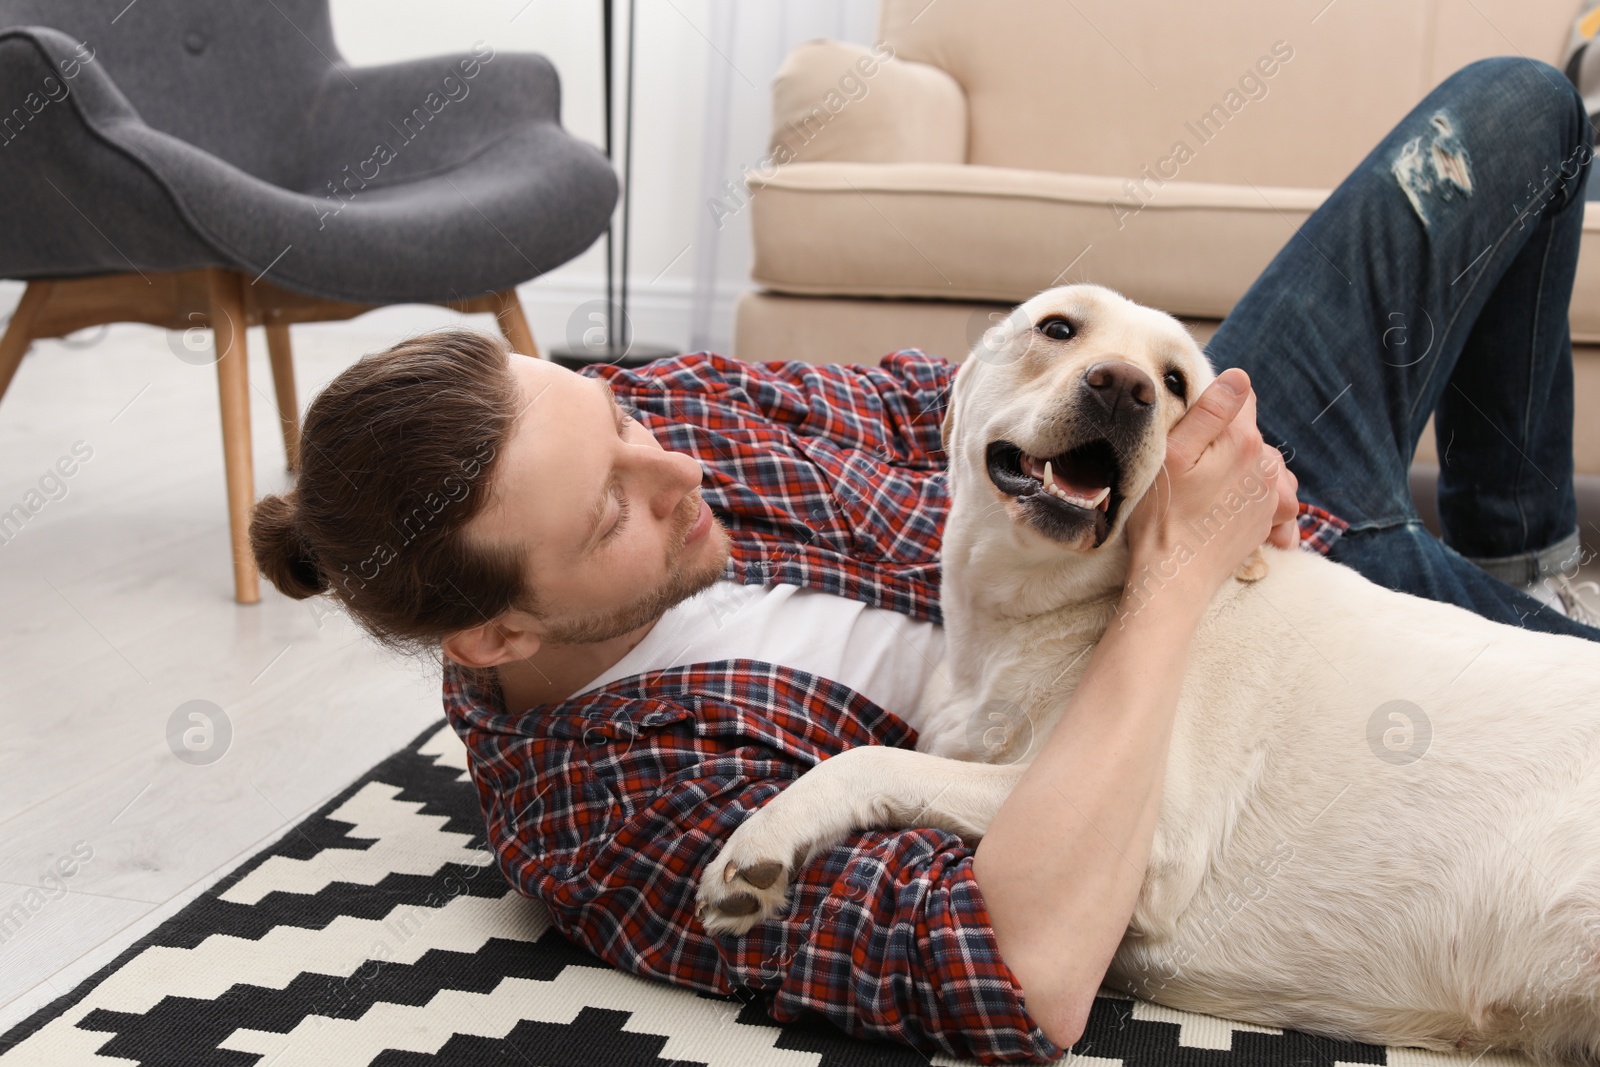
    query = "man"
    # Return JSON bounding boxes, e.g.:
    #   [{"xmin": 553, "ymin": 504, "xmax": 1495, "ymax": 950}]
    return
[{"xmin": 250, "ymin": 57, "xmax": 1597, "ymax": 1064}]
